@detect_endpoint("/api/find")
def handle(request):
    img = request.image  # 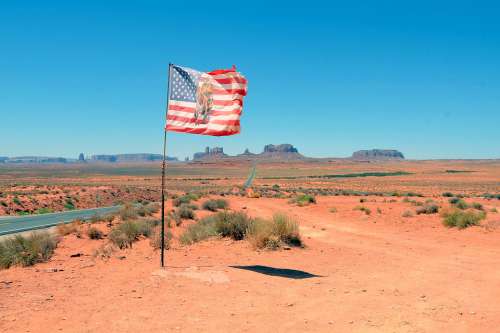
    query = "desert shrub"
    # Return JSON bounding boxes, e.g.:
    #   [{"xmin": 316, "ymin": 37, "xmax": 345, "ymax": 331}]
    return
[
  {"xmin": 149, "ymin": 227, "xmax": 173, "ymax": 249},
  {"xmin": 377, "ymin": 207, "xmax": 382, "ymax": 214},
  {"xmin": 246, "ymin": 218, "xmax": 275, "ymax": 249},
  {"xmin": 271, "ymin": 213, "xmax": 302, "ymax": 246},
  {"xmin": 289, "ymin": 194, "xmax": 316, "ymax": 206},
  {"xmin": 173, "ymin": 193, "xmax": 199, "ymax": 207},
  {"xmin": 35, "ymin": 208, "xmax": 53, "ymax": 214},
  {"xmin": 449, "ymin": 198, "xmax": 469, "ymax": 209},
  {"xmin": 202, "ymin": 199, "xmax": 228, "ymax": 212},
  {"xmin": 416, "ymin": 203, "xmax": 439, "ymax": 215},
  {"xmin": 491, "ymin": 207, "xmax": 498, "ymax": 213},
  {"xmin": 179, "ymin": 215, "xmax": 218, "ymax": 245},
  {"xmin": 329, "ymin": 207, "xmax": 337, "ymax": 213},
  {"xmin": 471, "ymin": 202, "xmax": 483, "ymax": 210},
  {"xmin": 145, "ymin": 202, "xmax": 160, "ymax": 214},
  {"xmin": 168, "ymin": 211, "xmax": 182, "ymax": 226},
  {"xmin": 214, "ymin": 211, "xmax": 252, "ymax": 240},
  {"xmin": 108, "ymin": 220, "xmax": 154, "ymax": 248},
  {"xmin": 360, "ymin": 198, "xmax": 367, "ymax": 203},
  {"xmin": 177, "ymin": 204, "xmax": 196, "ymax": 220},
  {"xmin": 119, "ymin": 203, "xmax": 138, "ymax": 221},
  {"xmin": 87, "ymin": 227, "xmax": 103, "ymax": 240},
  {"xmin": 246, "ymin": 213, "xmax": 302, "ymax": 249},
  {"xmin": 108, "ymin": 229, "xmax": 130, "ymax": 249},
  {"xmin": 354, "ymin": 206, "xmax": 371, "ymax": 215},
  {"xmin": 0, "ymin": 200, "xmax": 7, "ymax": 207},
  {"xmin": 12, "ymin": 197, "xmax": 21, "ymax": 205},
  {"xmin": 442, "ymin": 209, "xmax": 486, "ymax": 229},
  {"xmin": 64, "ymin": 199, "xmax": 75, "ymax": 210},
  {"xmin": 57, "ymin": 220, "xmax": 82, "ymax": 236},
  {"xmin": 442, "ymin": 192, "xmax": 455, "ymax": 197},
  {"xmin": 0, "ymin": 231, "xmax": 58, "ymax": 269}
]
